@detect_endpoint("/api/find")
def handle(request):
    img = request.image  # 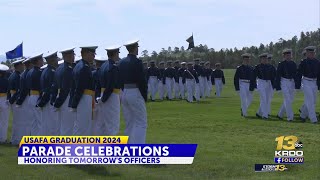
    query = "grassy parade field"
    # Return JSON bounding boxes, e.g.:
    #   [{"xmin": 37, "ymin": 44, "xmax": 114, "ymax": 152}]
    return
[{"xmin": 0, "ymin": 69, "xmax": 319, "ymax": 180}]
